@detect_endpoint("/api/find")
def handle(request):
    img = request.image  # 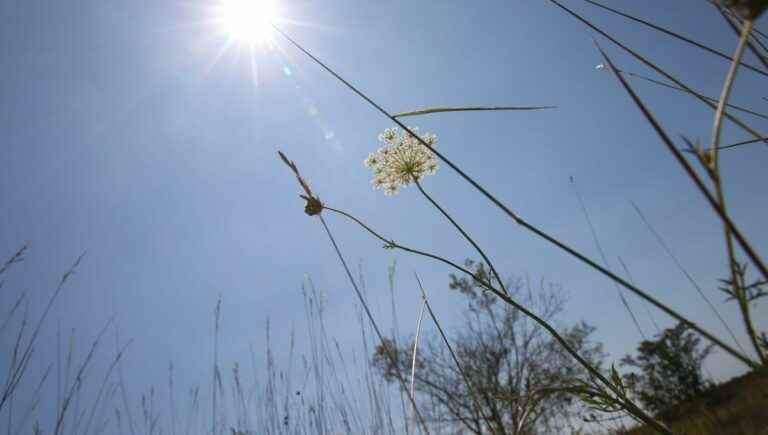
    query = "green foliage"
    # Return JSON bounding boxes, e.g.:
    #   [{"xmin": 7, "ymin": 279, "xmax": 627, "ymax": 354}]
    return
[{"xmin": 621, "ymin": 323, "xmax": 714, "ymax": 416}]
